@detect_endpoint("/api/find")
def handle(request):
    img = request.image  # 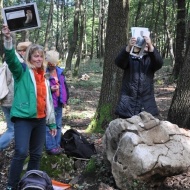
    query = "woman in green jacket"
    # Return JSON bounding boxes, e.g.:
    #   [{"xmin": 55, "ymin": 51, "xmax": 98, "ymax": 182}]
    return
[{"xmin": 2, "ymin": 24, "xmax": 56, "ymax": 190}]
